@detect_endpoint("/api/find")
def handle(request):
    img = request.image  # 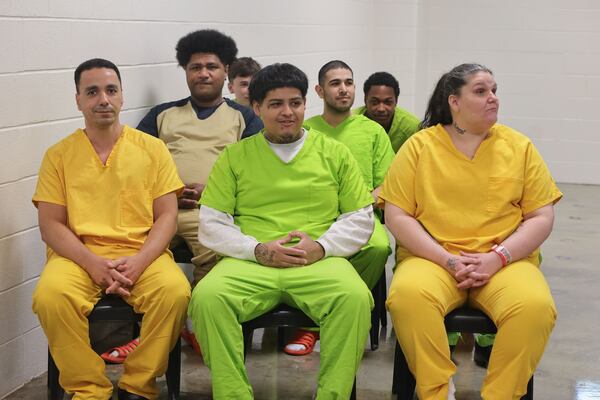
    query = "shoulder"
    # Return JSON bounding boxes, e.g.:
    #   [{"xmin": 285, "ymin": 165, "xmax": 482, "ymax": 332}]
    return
[
  {"xmin": 308, "ymin": 128, "xmax": 354, "ymax": 156},
  {"xmin": 394, "ymin": 106, "xmax": 420, "ymax": 122},
  {"xmin": 352, "ymin": 106, "xmax": 367, "ymax": 116},
  {"xmin": 44, "ymin": 129, "xmax": 84, "ymax": 159},
  {"xmin": 146, "ymin": 97, "xmax": 191, "ymax": 118},
  {"xmin": 349, "ymin": 114, "xmax": 384, "ymax": 131},
  {"xmin": 304, "ymin": 114, "xmax": 324, "ymax": 128},
  {"xmin": 123, "ymin": 126, "xmax": 169, "ymax": 154}
]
